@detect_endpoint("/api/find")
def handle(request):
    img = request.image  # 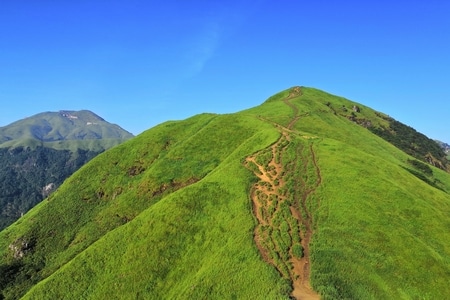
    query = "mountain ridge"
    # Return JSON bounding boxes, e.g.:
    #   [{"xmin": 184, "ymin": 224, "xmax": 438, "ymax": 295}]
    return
[{"xmin": 1, "ymin": 87, "xmax": 449, "ymax": 299}]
